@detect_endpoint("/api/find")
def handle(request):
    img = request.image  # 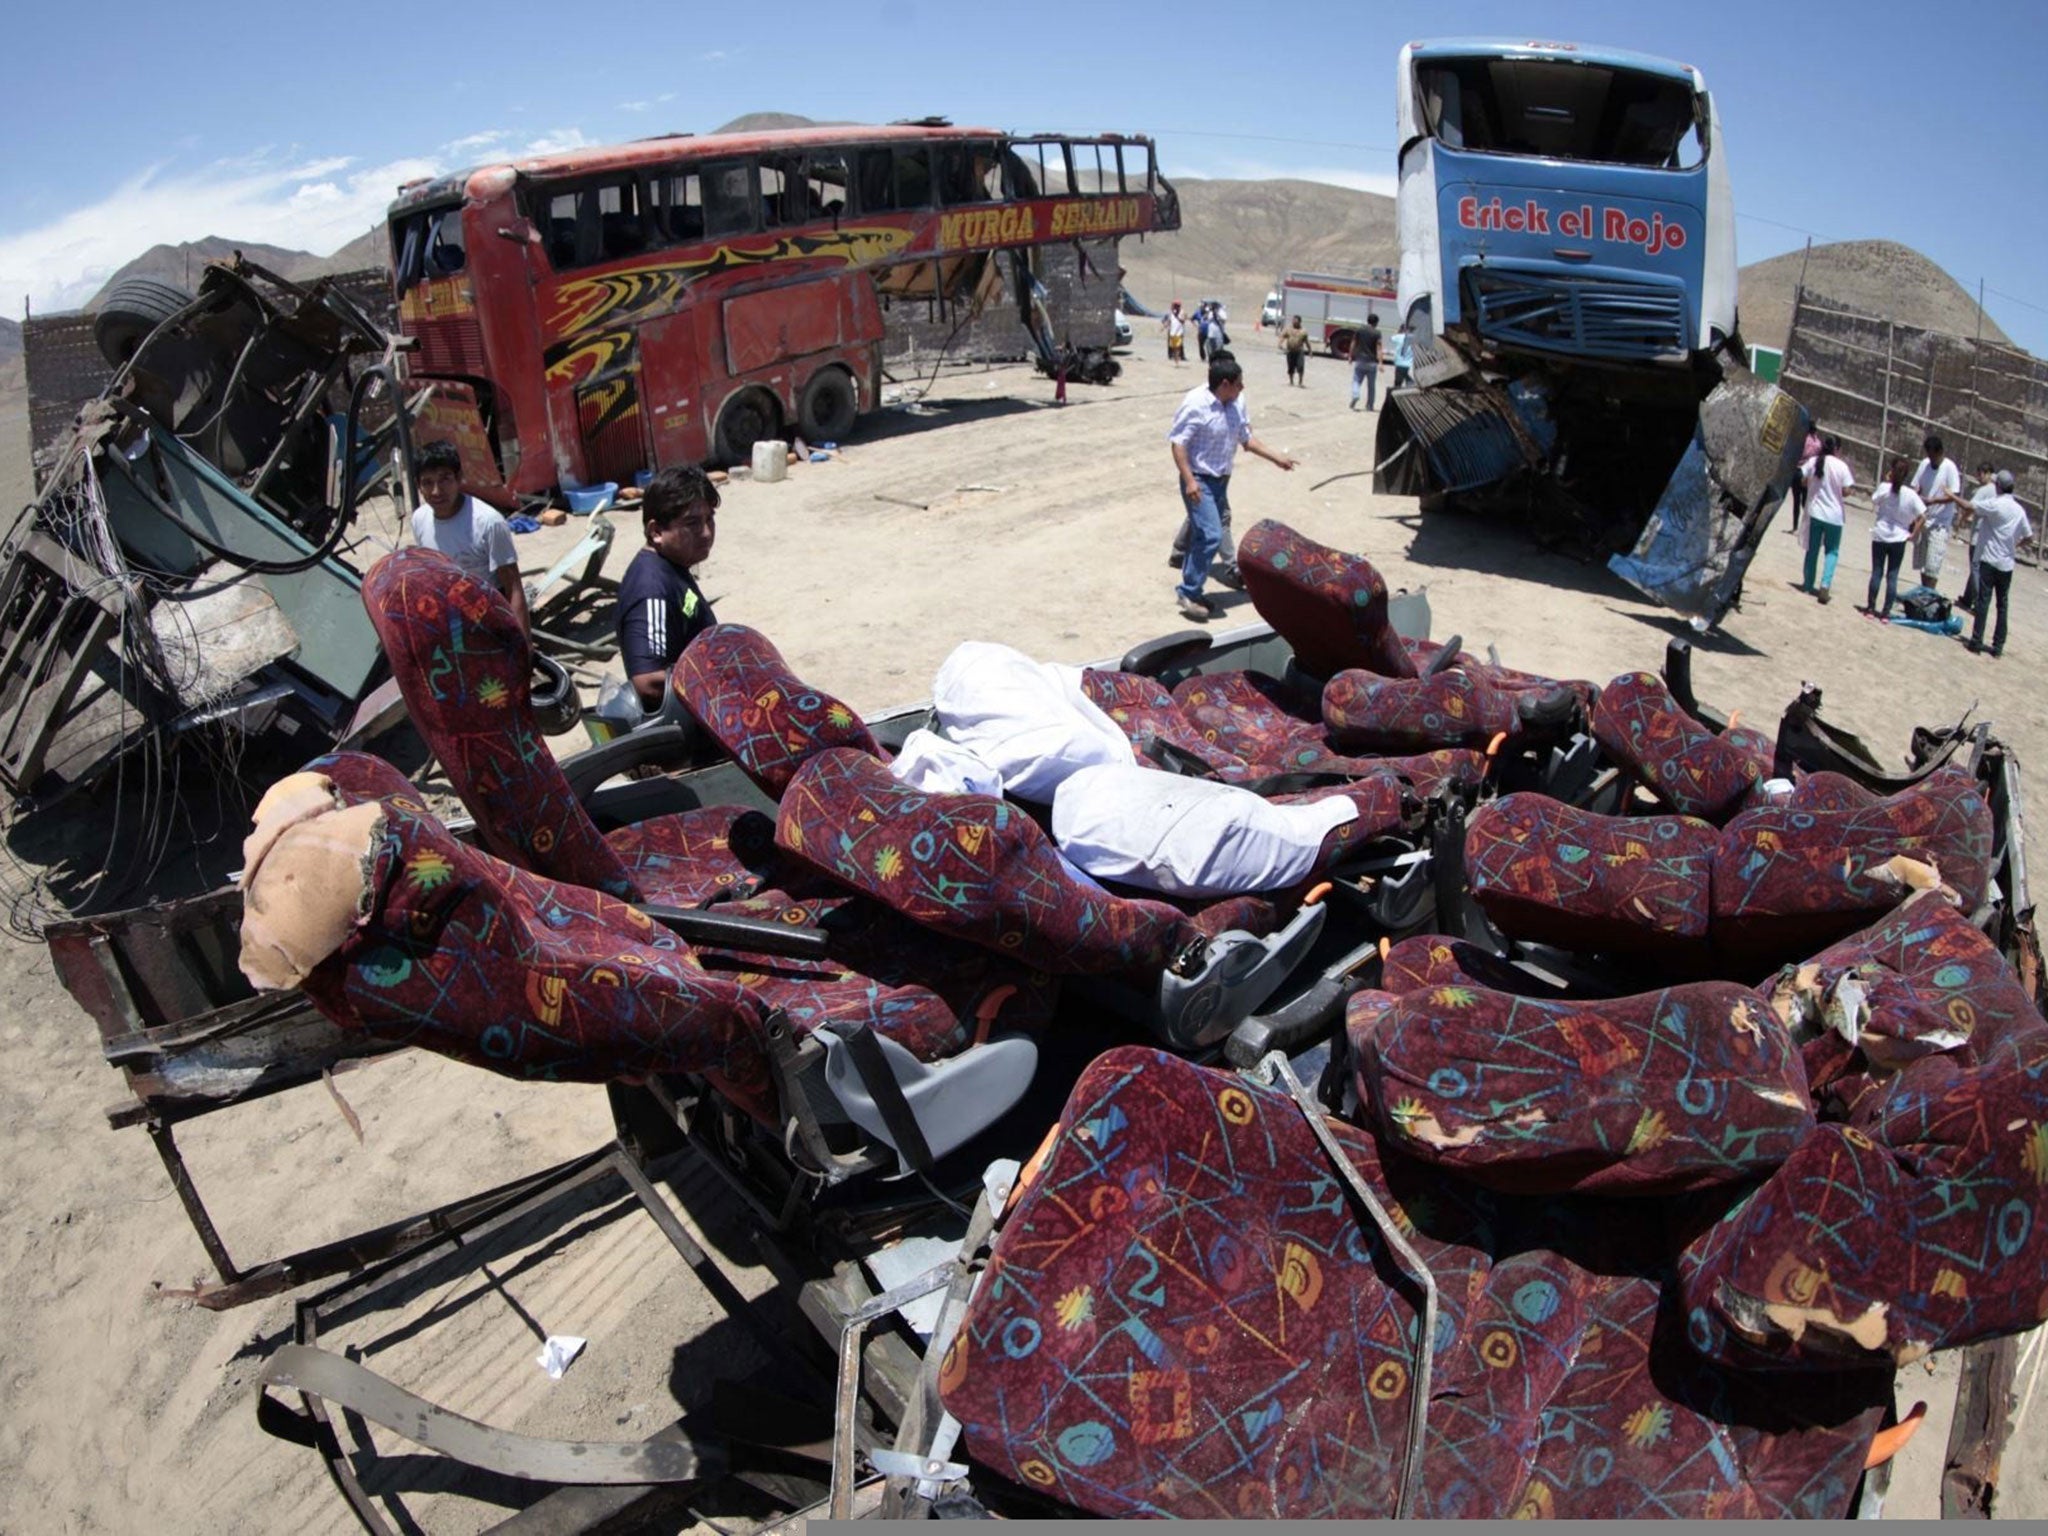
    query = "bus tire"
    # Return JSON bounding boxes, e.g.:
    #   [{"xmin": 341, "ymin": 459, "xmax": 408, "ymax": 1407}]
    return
[
  {"xmin": 713, "ymin": 389, "xmax": 780, "ymax": 467},
  {"xmin": 94, "ymin": 278, "xmax": 197, "ymax": 367},
  {"xmin": 796, "ymin": 367, "xmax": 858, "ymax": 443},
  {"xmin": 1328, "ymin": 329, "xmax": 1355, "ymax": 360}
]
